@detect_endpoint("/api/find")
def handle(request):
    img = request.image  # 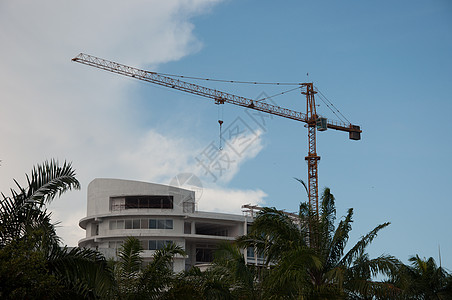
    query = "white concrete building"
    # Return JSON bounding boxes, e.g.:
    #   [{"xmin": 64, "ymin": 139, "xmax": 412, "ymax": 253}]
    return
[{"xmin": 78, "ymin": 178, "xmax": 256, "ymax": 272}]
